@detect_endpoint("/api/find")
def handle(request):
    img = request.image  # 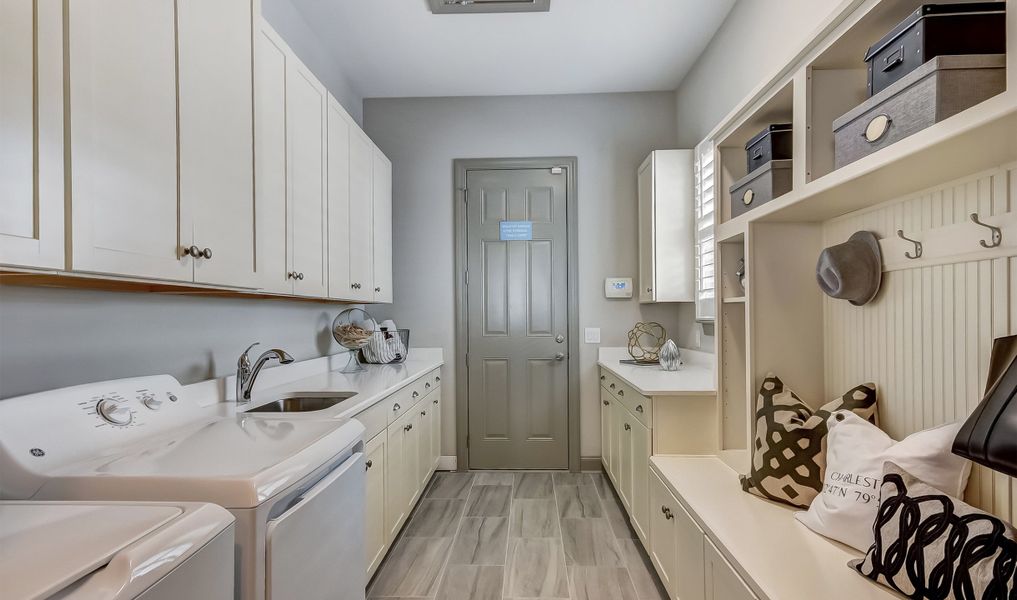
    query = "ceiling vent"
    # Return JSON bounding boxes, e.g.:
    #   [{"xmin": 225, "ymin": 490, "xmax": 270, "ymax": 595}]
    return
[{"xmin": 428, "ymin": 0, "xmax": 550, "ymax": 14}]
